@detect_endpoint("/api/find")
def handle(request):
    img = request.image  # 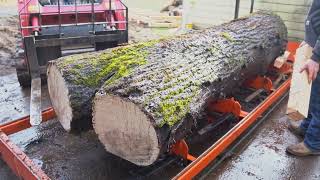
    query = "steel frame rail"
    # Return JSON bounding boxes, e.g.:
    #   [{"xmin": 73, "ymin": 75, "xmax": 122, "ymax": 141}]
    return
[{"xmin": 0, "ymin": 108, "xmax": 55, "ymax": 180}]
